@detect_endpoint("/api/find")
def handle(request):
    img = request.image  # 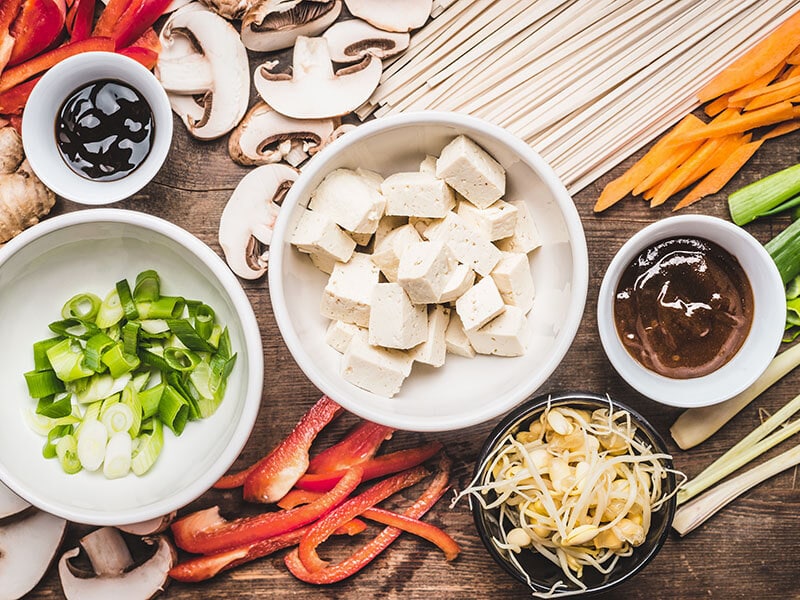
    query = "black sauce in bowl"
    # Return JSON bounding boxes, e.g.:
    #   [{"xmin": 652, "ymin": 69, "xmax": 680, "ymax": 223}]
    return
[{"xmin": 56, "ymin": 79, "xmax": 154, "ymax": 181}]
